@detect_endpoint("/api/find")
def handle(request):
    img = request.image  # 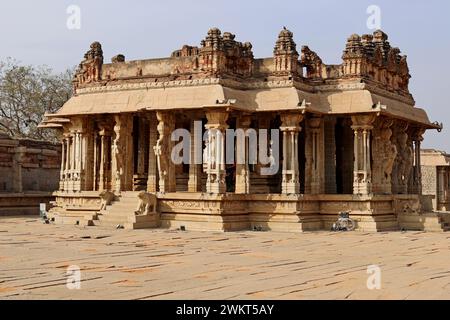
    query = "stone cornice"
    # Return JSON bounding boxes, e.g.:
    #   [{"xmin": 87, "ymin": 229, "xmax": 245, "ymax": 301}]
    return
[
  {"xmin": 74, "ymin": 76, "xmax": 415, "ymax": 107},
  {"xmin": 76, "ymin": 77, "xmax": 316, "ymax": 96},
  {"xmin": 316, "ymin": 81, "xmax": 415, "ymax": 106}
]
